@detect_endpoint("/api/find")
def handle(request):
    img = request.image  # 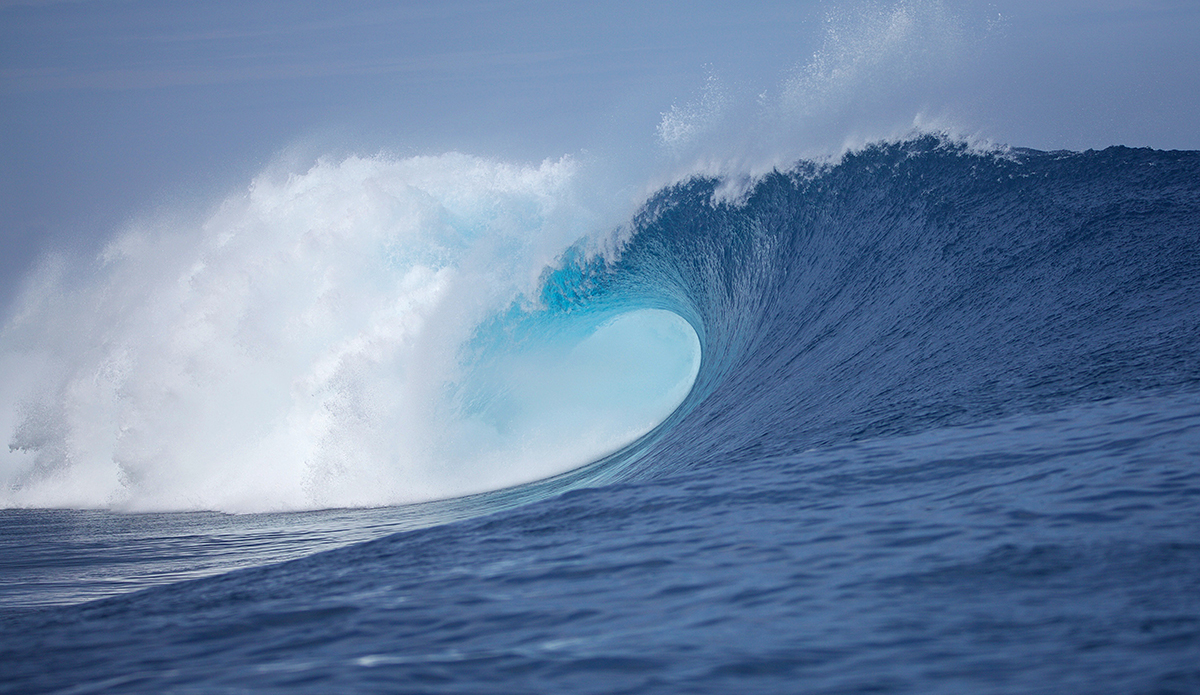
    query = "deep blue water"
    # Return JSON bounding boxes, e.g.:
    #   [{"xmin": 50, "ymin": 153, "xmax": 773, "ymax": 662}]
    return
[{"xmin": 2, "ymin": 138, "xmax": 1199, "ymax": 693}]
